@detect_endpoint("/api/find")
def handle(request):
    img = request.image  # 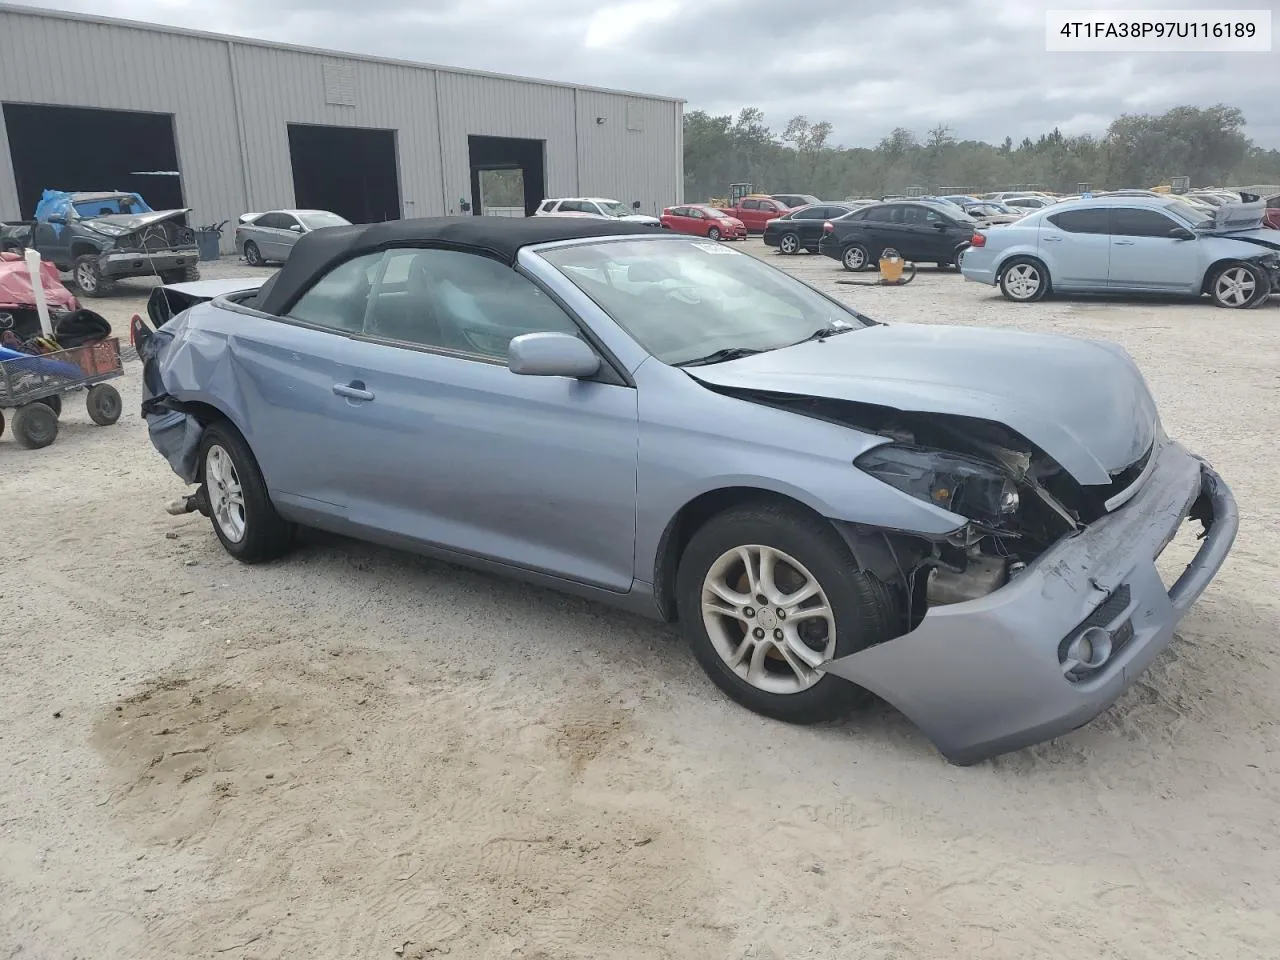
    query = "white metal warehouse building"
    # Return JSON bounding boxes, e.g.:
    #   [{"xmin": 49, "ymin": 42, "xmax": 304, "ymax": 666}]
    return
[{"xmin": 0, "ymin": 3, "xmax": 685, "ymax": 250}]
